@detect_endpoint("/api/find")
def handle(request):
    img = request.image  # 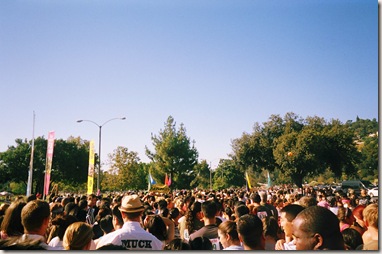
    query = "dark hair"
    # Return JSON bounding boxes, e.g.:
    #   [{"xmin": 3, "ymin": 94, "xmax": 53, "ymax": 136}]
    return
[
  {"xmin": 64, "ymin": 202, "xmax": 79, "ymax": 217},
  {"xmin": 51, "ymin": 215, "xmax": 78, "ymax": 240},
  {"xmin": 95, "ymin": 207, "xmax": 111, "ymax": 222},
  {"xmin": 280, "ymin": 204, "xmax": 305, "ymax": 222},
  {"xmin": 250, "ymin": 193, "xmax": 261, "ymax": 203},
  {"xmin": 201, "ymin": 200, "xmax": 217, "ymax": 219},
  {"xmin": 189, "ymin": 236, "xmax": 213, "ymax": 250},
  {"xmin": 164, "ymin": 238, "xmax": 191, "ymax": 250},
  {"xmin": 235, "ymin": 204, "xmax": 249, "ymax": 218},
  {"xmin": 237, "ymin": 214, "xmax": 264, "ymax": 250},
  {"xmin": 145, "ymin": 215, "xmax": 167, "ymax": 241},
  {"xmin": 112, "ymin": 205, "xmax": 124, "ymax": 226},
  {"xmin": 158, "ymin": 199, "xmax": 168, "ymax": 210},
  {"xmin": 262, "ymin": 216, "xmax": 279, "ymax": 240},
  {"xmin": 0, "ymin": 200, "xmax": 26, "ymax": 237},
  {"xmin": 160, "ymin": 207, "xmax": 169, "ymax": 218},
  {"xmin": 342, "ymin": 228, "xmax": 363, "ymax": 250},
  {"xmin": 78, "ymin": 199, "xmax": 88, "ymax": 210},
  {"xmin": 295, "ymin": 206, "xmax": 345, "ymax": 250},
  {"xmin": 100, "ymin": 215, "xmax": 114, "ymax": 234},
  {"xmin": 186, "ymin": 201, "xmax": 202, "ymax": 234},
  {"xmin": 169, "ymin": 207, "xmax": 180, "ymax": 220}
]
